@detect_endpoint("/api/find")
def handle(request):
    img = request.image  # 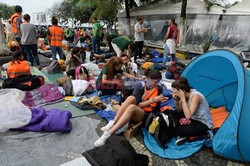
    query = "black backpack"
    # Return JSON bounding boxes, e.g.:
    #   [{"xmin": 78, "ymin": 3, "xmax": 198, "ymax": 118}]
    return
[{"xmin": 144, "ymin": 110, "xmax": 178, "ymax": 148}]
